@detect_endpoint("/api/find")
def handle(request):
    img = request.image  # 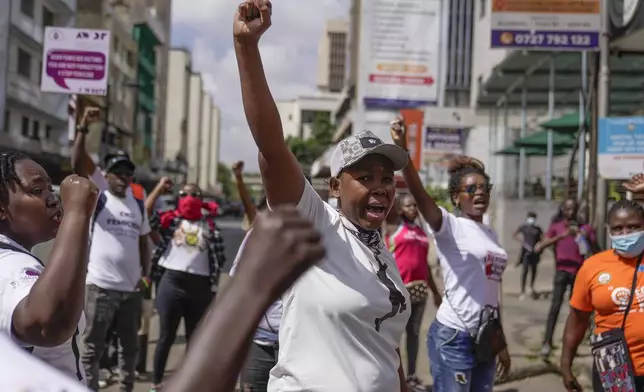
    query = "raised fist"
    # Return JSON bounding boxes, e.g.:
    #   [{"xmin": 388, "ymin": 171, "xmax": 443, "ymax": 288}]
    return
[
  {"xmin": 156, "ymin": 176, "xmax": 173, "ymax": 192},
  {"xmin": 232, "ymin": 161, "xmax": 244, "ymax": 176},
  {"xmin": 389, "ymin": 117, "xmax": 407, "ymax": 149},
  {"xmin": 235, "ymin": 205, "xmax": 325, "ymax": 300},
  {"xmin": 624, "ymin": 173, "xmax": 644, "ymax": 194},
  {"xmin": 80, "ymin": 107, "xmax": 101, "ymax": 128},
  {"xmin": 60, "ymin": 174, "xmax": 100, "ymax": 215},
  {"xmin": 233, "ymin": 0, "xmax": 272, "ymax": 44}
]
